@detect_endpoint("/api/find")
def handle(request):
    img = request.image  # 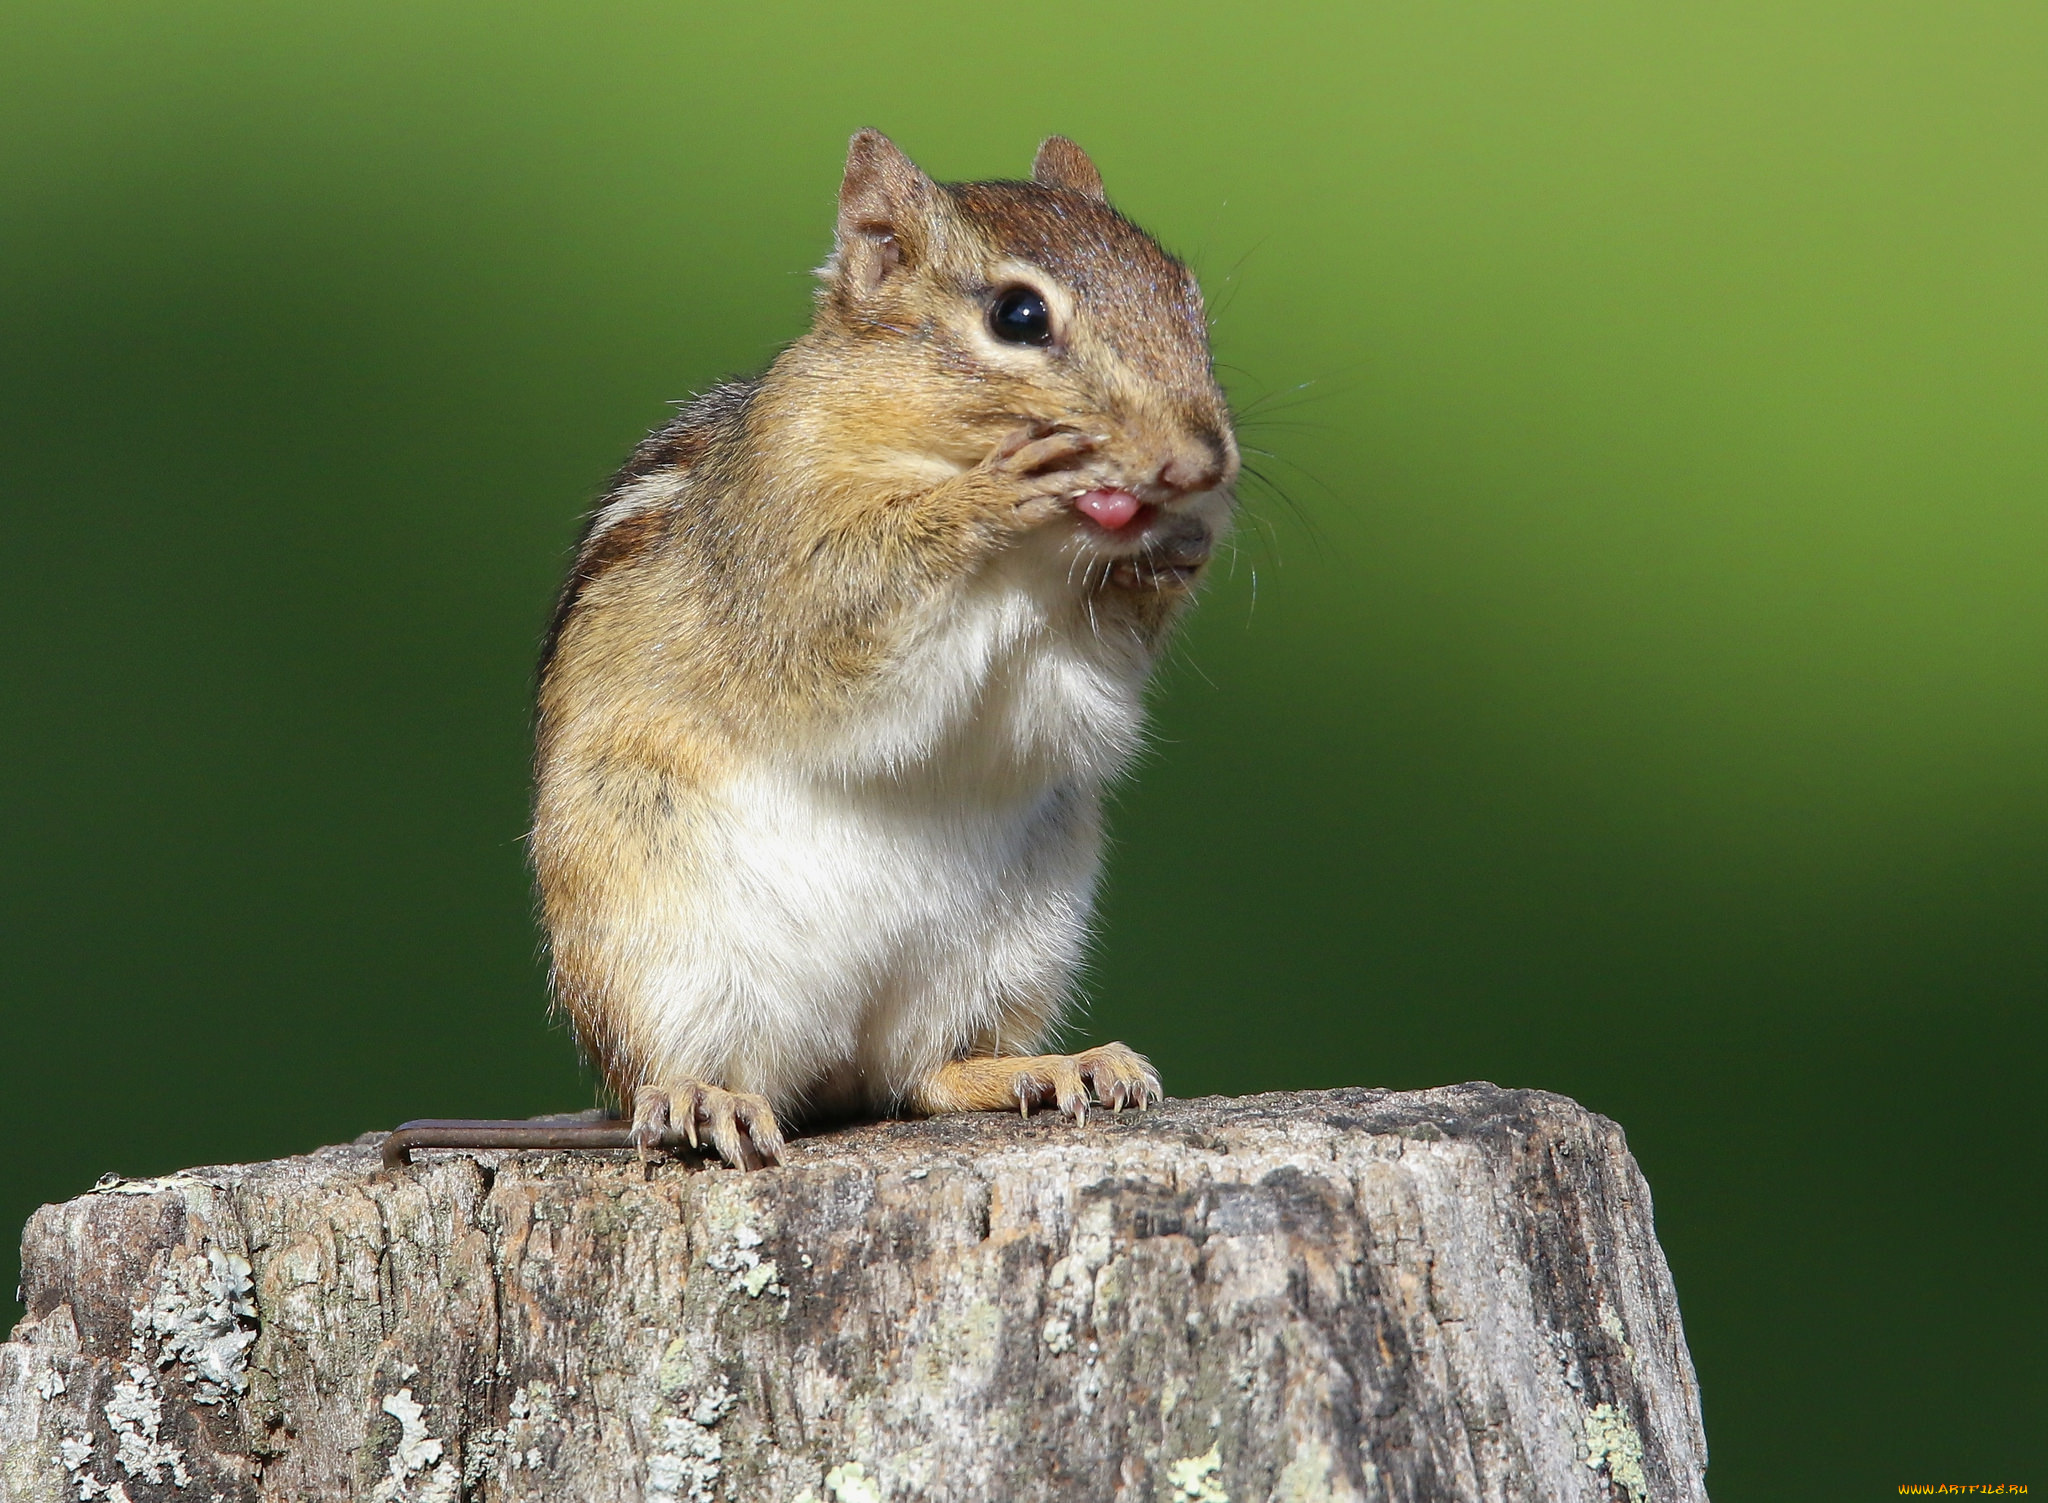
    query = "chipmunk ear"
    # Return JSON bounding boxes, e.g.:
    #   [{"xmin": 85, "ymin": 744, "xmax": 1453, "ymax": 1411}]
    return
[
  {"xmin": 1032, "ymin": 136, "xmax": 1105, "ymax": 201},
  {"xmin": 833, "ymin": 129, "xmax": 938, "ymax": 295}
]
